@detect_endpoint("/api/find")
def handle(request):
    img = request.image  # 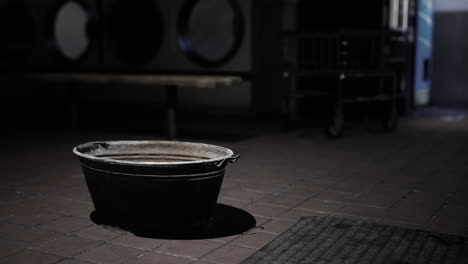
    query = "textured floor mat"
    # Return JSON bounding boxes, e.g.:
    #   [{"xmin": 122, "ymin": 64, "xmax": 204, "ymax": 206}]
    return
[{"xmin": 242, "ymin": 216, "xmax": 468, "ymax": 264}]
